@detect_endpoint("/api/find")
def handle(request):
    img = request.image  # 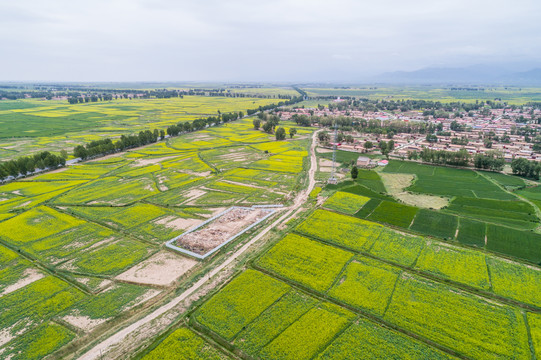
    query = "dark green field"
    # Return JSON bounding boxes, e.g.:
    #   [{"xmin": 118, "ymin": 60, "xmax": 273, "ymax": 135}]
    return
[{"xmin": 383, "ymin": 160, "xmax": 516, "ymax": 200}]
